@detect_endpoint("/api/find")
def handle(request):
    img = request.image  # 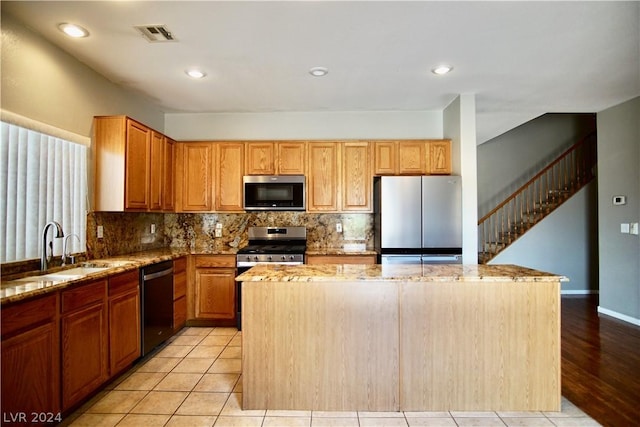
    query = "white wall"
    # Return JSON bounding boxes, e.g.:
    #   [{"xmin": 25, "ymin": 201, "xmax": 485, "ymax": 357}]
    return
[
  {"xmin": 477, "ymin": 114, "xmax": 596, "ymax": 216},
  {"xmin": 597, "ymin": 97, "xmax": 640, "ymax": 325},
  {"xmin": 1, "ymin": 12, "xmax": 164, "ymax": 137},
  {"xmin": 490, "ymin": 182, "xmax": 599, "ymax": 293},
  {"xmin": 164, "ymin": 111, "xmax": 443, "ymax": 141}
]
